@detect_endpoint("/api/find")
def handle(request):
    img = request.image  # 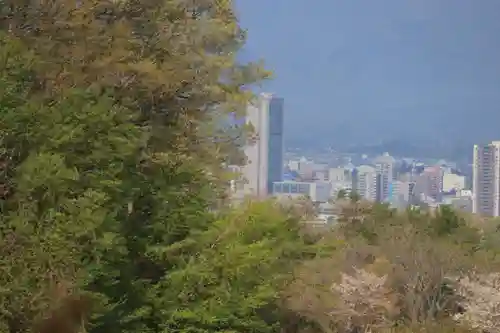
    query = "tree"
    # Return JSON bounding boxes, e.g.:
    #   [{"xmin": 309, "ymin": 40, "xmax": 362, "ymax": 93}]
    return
[
  {"xmin": 336, "ymin": 189, "xmax": 347, "ymax": 200},
  {"xmin": 348, "ymin": 190, "xmax": 361, "ymax": 203},
  {"xmin": 0, "ymin": 37, "xmax": 141, "ymax": 331},
  {"xmin": 431, "ymin": 205, "xmax": 465, "ymax": 237},
  {"xmin": 283, "ymin": 203, "xmax": 488, "ymax": 333},
  {"xmin": 157, "ymin": 201, "xmax": 313, "ymax": 333},
  {"xmin": 0, "ymin": 1, "xmax": 298, "ymax": 332},
  {"xmin": 0, "ymin": 0, "xmax": 269, "ymax": 170}
]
